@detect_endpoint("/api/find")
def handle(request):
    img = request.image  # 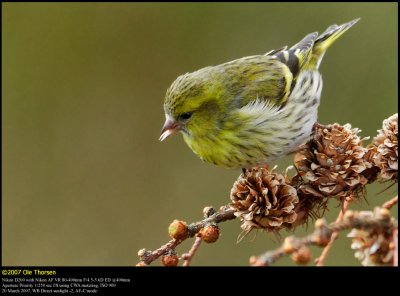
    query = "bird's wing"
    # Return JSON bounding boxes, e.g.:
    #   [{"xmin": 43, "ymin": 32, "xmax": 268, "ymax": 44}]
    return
[
  {"xmin": 236, "ymin": 32, "xmax": 319, "ymax": 108},
  {"xmin": 220, "ymin": 55, "xmax": 294, "ymax": 108},
  {"xmin": 222, "ymin": 32, "xmax": 319, "ymax": 109},
  {"xmin": 266, "ymin": 32, "xmax": 318, "ymax": 79}
]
